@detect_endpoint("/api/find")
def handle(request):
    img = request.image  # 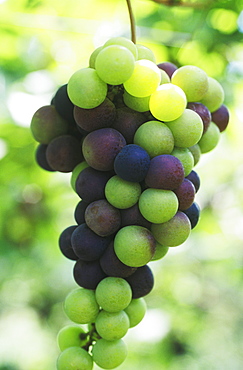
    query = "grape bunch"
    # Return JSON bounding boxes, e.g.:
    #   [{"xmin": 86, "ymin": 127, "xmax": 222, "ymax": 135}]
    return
[{"xmin": 30, "ymin": 37, "xmax": 229, "ymax": 370}]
